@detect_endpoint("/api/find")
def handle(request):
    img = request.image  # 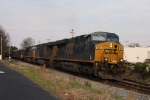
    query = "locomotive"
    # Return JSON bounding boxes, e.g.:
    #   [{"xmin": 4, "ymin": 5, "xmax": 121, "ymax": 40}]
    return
[{"xmin": 12, "ymin": 31, "xmax": 125, "ymax": 80}]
